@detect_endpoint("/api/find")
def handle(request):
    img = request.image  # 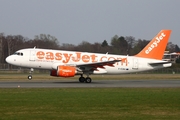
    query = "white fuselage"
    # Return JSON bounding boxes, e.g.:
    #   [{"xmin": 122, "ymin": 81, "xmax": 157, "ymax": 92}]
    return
[{"xmin": 6, "ymin": 48, "xmax": 171, "ymax": 74}]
